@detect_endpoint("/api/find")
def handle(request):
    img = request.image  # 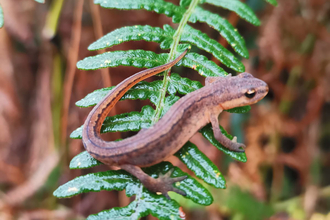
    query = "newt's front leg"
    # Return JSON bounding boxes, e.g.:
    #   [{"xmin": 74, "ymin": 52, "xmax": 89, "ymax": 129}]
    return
[
  {"xmin": 120, "ymin": 164, "xmax": 187, "ymax": 199},
  {"xmin": 210, "ymin": 112, "xmax": 246, "ymax": 152}
]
